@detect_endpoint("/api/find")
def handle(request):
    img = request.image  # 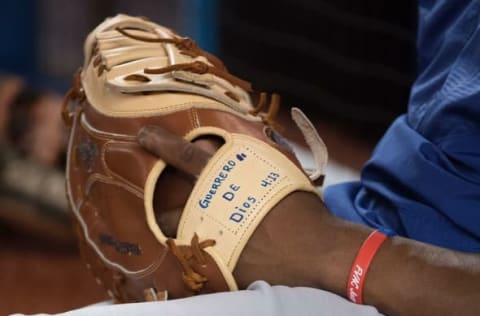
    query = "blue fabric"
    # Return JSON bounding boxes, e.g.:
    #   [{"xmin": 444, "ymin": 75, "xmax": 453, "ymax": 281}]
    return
[{"xmin": 324, "ymin": 0, "xmax": 480, "ymax": 252}]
